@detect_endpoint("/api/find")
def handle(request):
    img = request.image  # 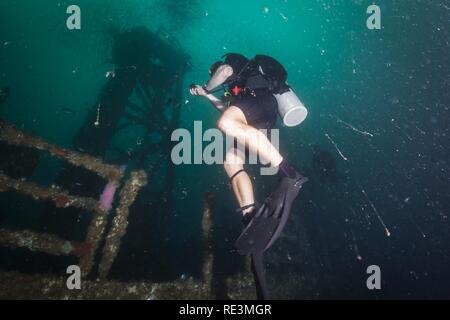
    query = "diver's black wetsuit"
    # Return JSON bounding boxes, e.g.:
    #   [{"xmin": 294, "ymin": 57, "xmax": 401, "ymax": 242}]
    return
[
  {"xmin": 230, "ymin": 91, "xmax": 278, "ymax": 130},
  {"xmin": 222, "ymin": 55, "xmax": 278, "ymax": 130}
]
